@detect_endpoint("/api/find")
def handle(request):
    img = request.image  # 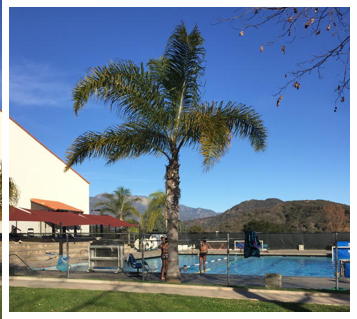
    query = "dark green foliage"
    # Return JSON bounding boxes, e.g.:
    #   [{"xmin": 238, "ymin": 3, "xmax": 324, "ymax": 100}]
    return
[
  {"xmin": 243, "ymin": 220, "xmax": 287, "ymax": 232},
  {"xmin": 188, "ymin": 225, "xmax": 205, "ymax": 233}
]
